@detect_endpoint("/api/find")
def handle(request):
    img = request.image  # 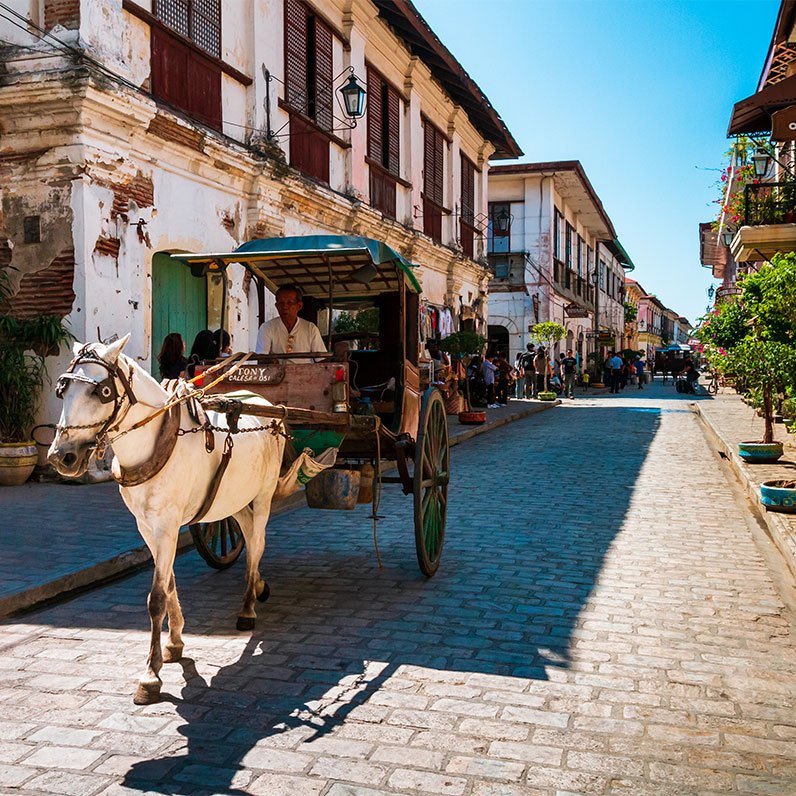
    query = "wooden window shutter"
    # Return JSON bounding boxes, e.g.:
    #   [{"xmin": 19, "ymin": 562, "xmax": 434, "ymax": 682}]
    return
[
  {"xmin": 285, "ymin": 0, "xmax": 308, "ymax": 115},
  {"xmin": 424, "ymin": 120, "xmax": 443, "ymax": 207},
  {"xmin": 154, "ymin": 0, "xmax": 220, "ymax": 58},
  {"xmin": 367, "ymin": 67, "xmax": 383, "ymax": 163},
  {"xmin": 313, "ymin": 16, "xmax": 333, "ymax": 132},
  {"xmin": 460, "ymin": 155, "xmax": 475, "ymax": 224},
  {"xmin": 386, "ymin": 85, "xmax": 400, "ymax": 176}
]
